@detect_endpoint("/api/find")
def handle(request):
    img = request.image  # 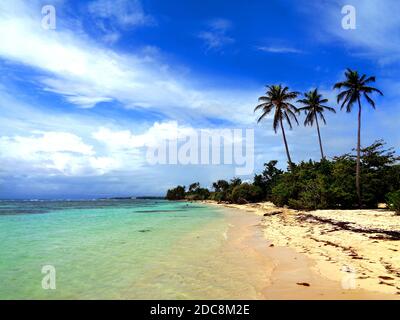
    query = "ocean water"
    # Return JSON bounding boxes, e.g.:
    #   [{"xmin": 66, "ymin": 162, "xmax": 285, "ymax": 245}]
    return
[{"xmin": 0, "ymin": 200, "xmax": 267, "ymax": 299}]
